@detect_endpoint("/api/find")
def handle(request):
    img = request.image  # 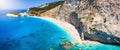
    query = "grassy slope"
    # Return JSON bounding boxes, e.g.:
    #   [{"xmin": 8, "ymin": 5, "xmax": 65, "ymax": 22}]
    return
[{"xmin": 28, "ymin": 1, "xmax": 64, "ymax": 14}]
